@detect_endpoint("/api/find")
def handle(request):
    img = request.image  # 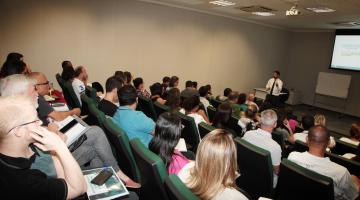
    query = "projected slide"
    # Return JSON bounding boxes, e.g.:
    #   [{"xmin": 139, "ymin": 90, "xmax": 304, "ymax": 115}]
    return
[{"xmin": 331, "ymin": 35, "xmax": 360, "ymax": 71}]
